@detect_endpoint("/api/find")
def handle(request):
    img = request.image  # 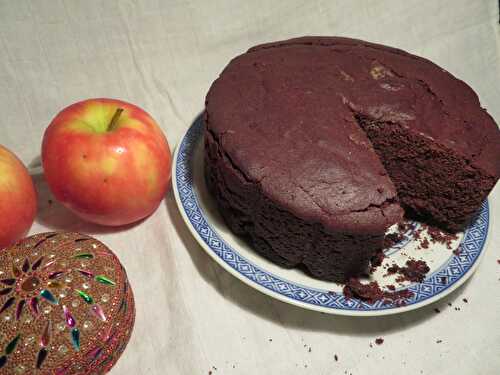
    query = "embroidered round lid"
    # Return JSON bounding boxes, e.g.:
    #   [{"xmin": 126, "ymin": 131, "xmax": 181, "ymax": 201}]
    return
[{"xmin": 0, "ymin": 232, "xmax": 135, "ymax": 374}]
